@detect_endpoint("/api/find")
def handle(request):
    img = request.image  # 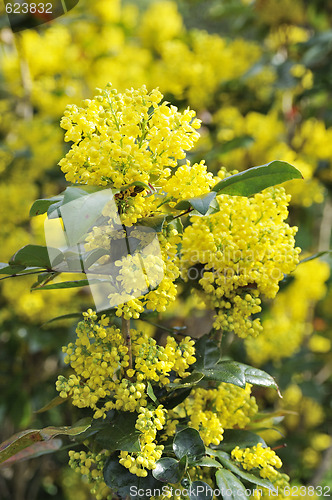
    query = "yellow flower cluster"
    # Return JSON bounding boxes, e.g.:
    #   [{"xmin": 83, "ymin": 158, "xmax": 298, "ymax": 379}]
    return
[
  {"xmin": 180, "ymin": 171, "xmax": 300, "ymax": 338},
  {"xmin": 59, "ymin": 84, "xmax": 201, "ymax": 189},
  {"xmin": 171, "ymin": 383, "xmax": 258, "ymax": 446},
  {"xmin": 245, "ymin": 259, "xmax": 330, "ymax": 364},
  {"xmin": 231, "ymin": 443, "xmax": 282, "ymax": 480},
  {"xmin": 119, "ymin": 405, "xmax": 166, "ymax": 477},
  {"xmin": 56, "ymin": 311, "xmax": 196, "ymax": 420},
  {"xmin": 68, "ymin": 449, "xmax": 111, "ymax": 500}
]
